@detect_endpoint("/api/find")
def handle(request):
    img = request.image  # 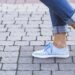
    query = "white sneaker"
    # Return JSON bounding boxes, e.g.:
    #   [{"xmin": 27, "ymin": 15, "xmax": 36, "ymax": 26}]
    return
[{"xmin": 32, "ymin": 43, "xmax": 69, "ymax": 58}]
